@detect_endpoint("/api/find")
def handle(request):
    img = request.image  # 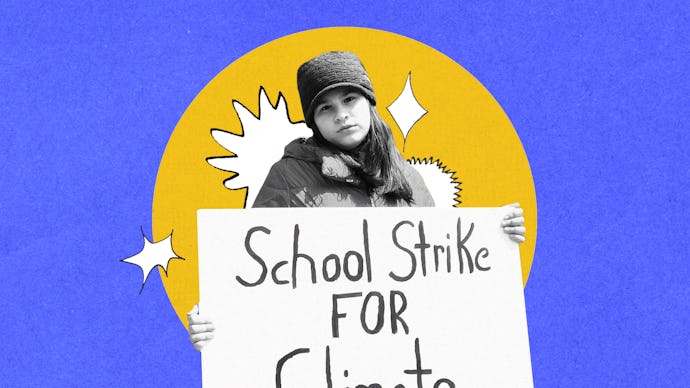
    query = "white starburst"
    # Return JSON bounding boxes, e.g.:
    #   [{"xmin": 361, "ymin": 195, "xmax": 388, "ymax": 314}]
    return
[
  {"xmin": 121, "ymin": 232, "xmax": 184, "ymax": 293},
  {"xmin": 207, "ymin": 88, "xmax": 312, "ymax": 207},
  {"xmin": 387, "ymin": 72, "xmax": 427, "ymax": 147},
  {"xmin": 408, "ymin": 157, "xmax": 461, "ymax": 207}
]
